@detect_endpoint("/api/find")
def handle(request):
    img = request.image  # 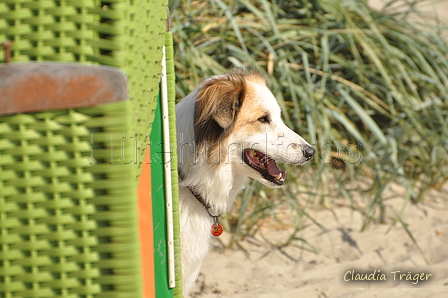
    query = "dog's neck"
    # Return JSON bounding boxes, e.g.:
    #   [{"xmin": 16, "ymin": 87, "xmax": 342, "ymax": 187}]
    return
[
  {"xmin": 178, "ymin": 161, "xmax": 243, "ymax": 214},
  {"xmin": 179, "ymin": 168, "xmax": 247, "ymax": 214}
]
